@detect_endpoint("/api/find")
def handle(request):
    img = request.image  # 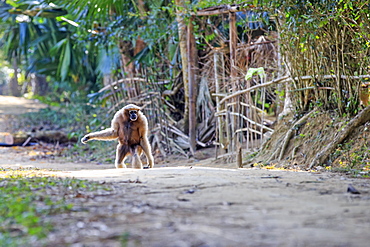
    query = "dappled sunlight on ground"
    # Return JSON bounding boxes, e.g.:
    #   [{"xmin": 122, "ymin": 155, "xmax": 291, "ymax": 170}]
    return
[{"xmin": 0, "ymin": 96, "xmax": 47, "ymax": 115}]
